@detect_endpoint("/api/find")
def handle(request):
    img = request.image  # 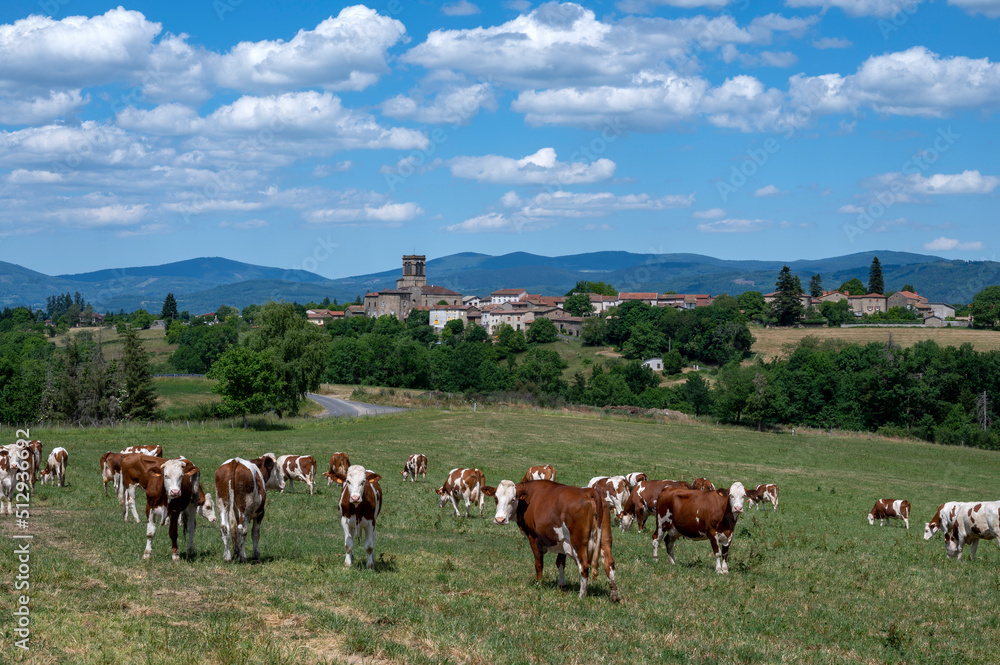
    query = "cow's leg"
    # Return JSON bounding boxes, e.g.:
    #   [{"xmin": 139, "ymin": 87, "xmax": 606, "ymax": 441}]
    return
[
  {"xmin": 556, "ymin": 553, "xmax": 567, "ymax": 590},
  {"xmin": 129, "ymin": 486, "xmax": 142, "ymax": 523},
  {"xmin": 144, "ymin": 506, "xmax": 166, "ymax": 559},
  {"xmin": 282, "ymin": 476, "xmax": 290, "ymax": 493},
  {"xmin": 529, "ymin": 536, "xmax": 545, "ymax": 582},
  {"xmin": 903, "ymin": 516, "xmax": 910, "ymax": 530},
  {"xmin": 308, "ymin": 472, "xmax": 315, "ymax": 496},
  {"xmin": 717, "ymin": 529, "xmax": 732, "ymax": 574},
  {"xmin": 665, "ymin": 533, "xmax": 677, "ymax": 565},
  {"xmin": 250, "ymin": 513, "xmax": 262, "ymax": 562},
  {"xmin": 218, "ymin": 498, "xmax": 232, "ymax": 562},
  {"xmin": 235, "ymin": 504, "xmax": 249, "ymax": 563},
  {"xmin": 969, "ymin": 539, "xmax": 979, "ymax": 562},
  {"xmin": 168, "ymin": 512, "xmax": 182, "ymax": 562},
  {"xmin": 364, "ymin": 519, "xmax": 376, "ymax": 569},
  {"xmin": 342, "ymin": 516, "xmax": 354, "ymax": 567},
  {"xmin": 652, "ymin": 517, "xmax": 662, "ymax": 561},
  {"xmin": 451, "ymin": 492, "xmax": 462, "ymax": 517},
  {"xmin": 708, "ymin": 531, "xmax": 725, "ymax": 574},
  {"xmin": 477, "ymin": 491, "xmax": 485, "ymax": 518}
]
